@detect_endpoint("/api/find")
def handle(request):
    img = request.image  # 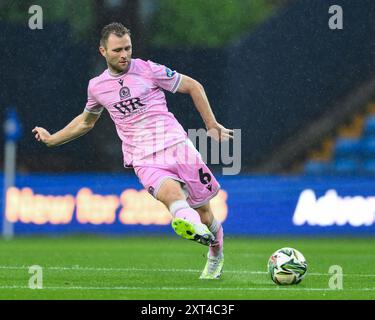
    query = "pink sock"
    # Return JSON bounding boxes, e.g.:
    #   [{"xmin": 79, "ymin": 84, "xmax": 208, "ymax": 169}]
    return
[
  {"xmin": 209, "ymin": 224, "xmax": 224, "ymax": 258},
  {"xmin": 175, "ymin": 207, "xmax": 202, "ymax": 225}
]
